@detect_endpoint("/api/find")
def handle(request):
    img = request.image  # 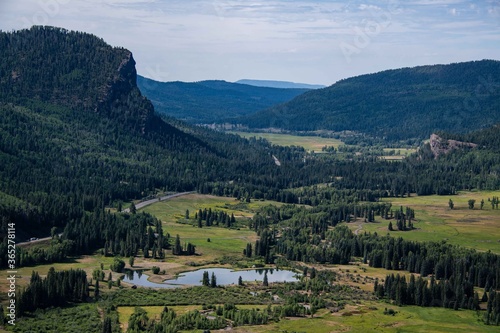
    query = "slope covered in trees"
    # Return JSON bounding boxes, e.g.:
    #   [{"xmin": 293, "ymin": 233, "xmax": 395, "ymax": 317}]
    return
[
  {"xmin": 137, "ymin": 76, "xmax": 309, "ymax": 123},
  {"xmin": 0, "ymin": 27, "xmax": 327, "ymax": 246},
  {"xmin": 238, "ymin": 60, "xmax": 500, "ymax": 141}
]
